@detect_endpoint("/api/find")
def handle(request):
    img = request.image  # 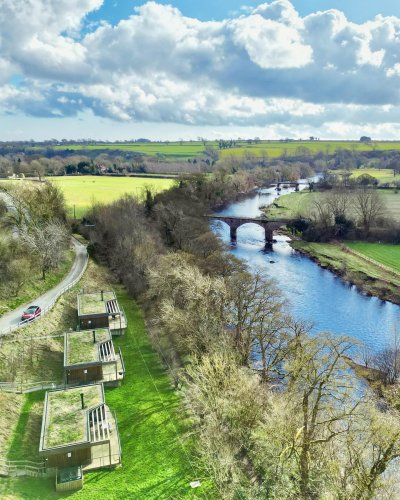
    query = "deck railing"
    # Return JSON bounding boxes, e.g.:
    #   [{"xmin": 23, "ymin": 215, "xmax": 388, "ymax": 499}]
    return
[
  {"xmin": 0, "ymin": 380, "xmax": 65, "ymax": 394},
  {"xmin": 0, "ymin": 457, "xmax": 56, "ymax": 478}
]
